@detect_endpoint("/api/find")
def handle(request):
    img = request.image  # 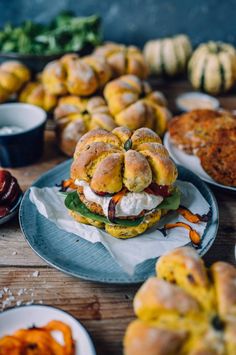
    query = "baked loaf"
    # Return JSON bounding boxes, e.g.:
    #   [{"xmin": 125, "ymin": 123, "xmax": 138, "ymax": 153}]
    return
[
  {"xmin": 94, "ymin": 42, "xmax": 148, "ymax": 79},
  {"xmin": 196, "ymin": 127, "xmax": 236, "ymax": 186},
  {"xmin": 168, "ymin": 109, "xmax": 236, "ymax": 186},
  {"xmin": 124, "ymin": 247, "xmax": 236, "ymax": 354},
  {"xmin": 54, "ymin": 95, "xmax": 117, "ymax": 156},
  {"xmin": 0, "ymin": 61, "xmax": 31, "ymax": 102},
  {"xmin": 69, "ymin": 127, "xmax": 178, "ymax": 238},
  {"xmin": 42, "ymin": 53, "xmax": 112, "ymax": 96},
  {"xmin": 19, "ymin": 81, "xmax": 57, "ymax": 112},
  {"xmin": 104, "ymin": 75, "xmax": 171, "ymax": 135}
]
